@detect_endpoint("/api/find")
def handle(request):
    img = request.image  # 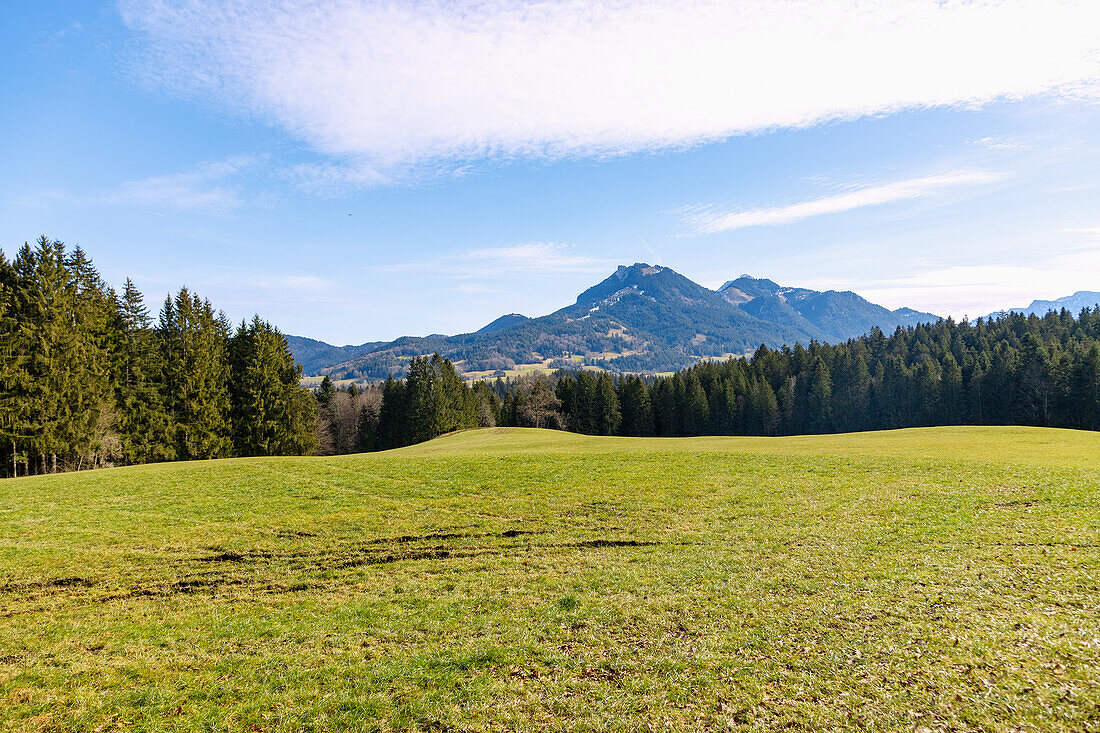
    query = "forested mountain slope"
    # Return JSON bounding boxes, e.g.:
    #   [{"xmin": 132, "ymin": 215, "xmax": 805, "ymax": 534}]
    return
[
  {"xmin": 285, "ymin": 335, "xmax": 386, "ymax": 375},
  {"xmin": 306, "ymin": 264, "xmax": 940, "ymax": 379}
]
